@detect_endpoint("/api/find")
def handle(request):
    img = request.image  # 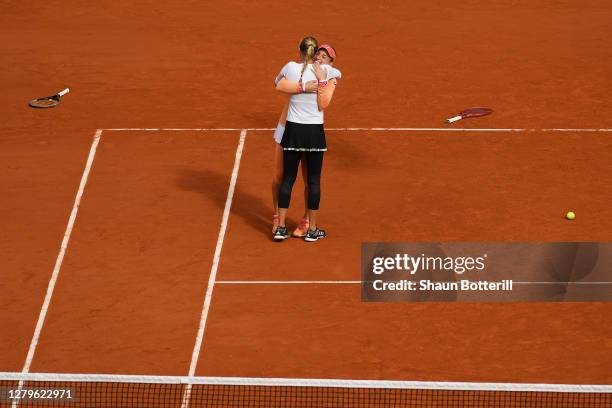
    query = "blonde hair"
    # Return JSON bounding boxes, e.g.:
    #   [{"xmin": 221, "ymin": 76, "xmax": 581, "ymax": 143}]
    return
[{"xmin": 299, "ymin": 36, "xmax": 318, "ymax": 79}]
